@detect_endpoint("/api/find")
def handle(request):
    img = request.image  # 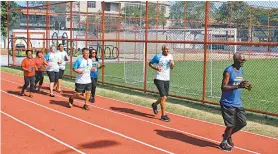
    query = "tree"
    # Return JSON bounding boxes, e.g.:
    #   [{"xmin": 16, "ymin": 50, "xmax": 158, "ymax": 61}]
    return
[
  {"xmin": 215, "ymin": 2, "xmax": 278, "ymax": 42},
  {"xmin": 169, "ymin": 1, "xmax": 212, "ymax": 29},
  {"xmin": 1, "ymin": 1, "xmax": 22, "ymax": 48},
  {"xmin": 269, "ymin": 9, "xmax": 278, "ymax": 42},
  {"xmin": 1, "ymin": 1, "xmax": 8, "ymax": 37},
  {"xmin": 252, "ymin": 7, "xmax": 278, "ymax": 42},
  {"xmin": 215, "ymin": 2, "xmax": 251, "ymax": 41},
  {"xmin": 1, "ymin": 1, "xmax": 22, "ymax": 36},
  {"xmin": 269, "ymin": 9, "xmax": 278, "ymax": 27},
  {"xmin": 215, "ymin": 2, "xmax": 250, "ymax": 27},
  {"xmin": 87, "ymin": 14, "xmax": 101, "ymax": 37},
  {"xmin": 121, "ymin": 2, "xmax": 167, "ymax": 28},
  {"xmin": 169, "ymin": 1, "xmax": 214, "ymax": 48},
  {"xmin": 121, "ymin": 5, "xmax": 142, "ymax": 26},
  {"xmin": 145, "ymin": 4, "xmax": 167, "ymax": 27}
]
